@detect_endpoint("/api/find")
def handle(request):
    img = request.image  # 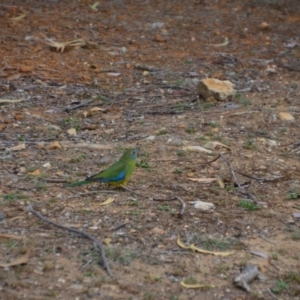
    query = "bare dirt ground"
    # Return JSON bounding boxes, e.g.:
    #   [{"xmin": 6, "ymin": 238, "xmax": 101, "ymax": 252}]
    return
[{"xmin": 1, "ymin": 1, "xmax": 300, "ymax": 299}]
